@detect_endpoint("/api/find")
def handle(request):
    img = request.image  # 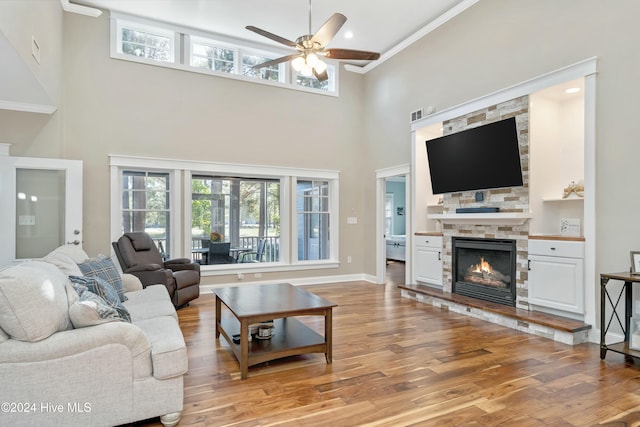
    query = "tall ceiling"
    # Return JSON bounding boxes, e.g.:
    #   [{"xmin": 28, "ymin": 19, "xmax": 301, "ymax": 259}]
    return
[{"xmin": 72, "ymin": 0, "xmax": 474, "ymax": 66}]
